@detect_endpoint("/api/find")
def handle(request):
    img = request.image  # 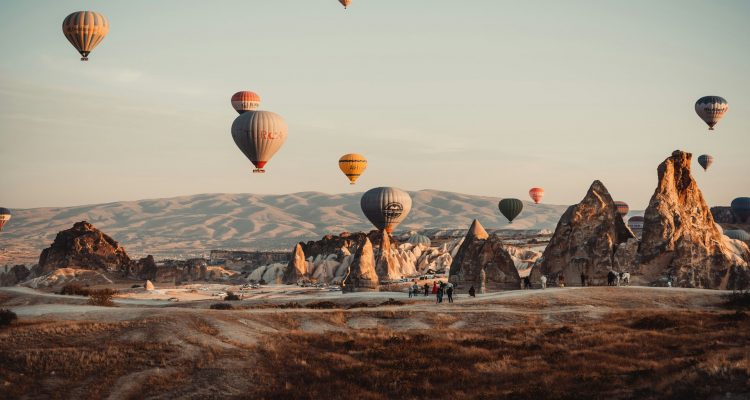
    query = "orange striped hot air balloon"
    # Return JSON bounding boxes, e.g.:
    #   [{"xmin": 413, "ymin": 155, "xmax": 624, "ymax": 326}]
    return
[
  {"xmin": 231, "ymin": 91, "xmax": 261, "ymax": 114},
  {"xmin": 529, "ymin": 187, "xmax": 544, "ymax": 204},
  {"xmin": 62, "ymin": 11, "xmax": 109, "ymax": 61},
  {"xmin": 614, "ymin": 201, "xmax": 629, "ymax": 218},
  {"xmin": 339, "ymin": 0, "xmax": 352, "ymax": 9},
  {"xmin": 338, "ymin": 154, "xmax": 367, "ymax": 184}
]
